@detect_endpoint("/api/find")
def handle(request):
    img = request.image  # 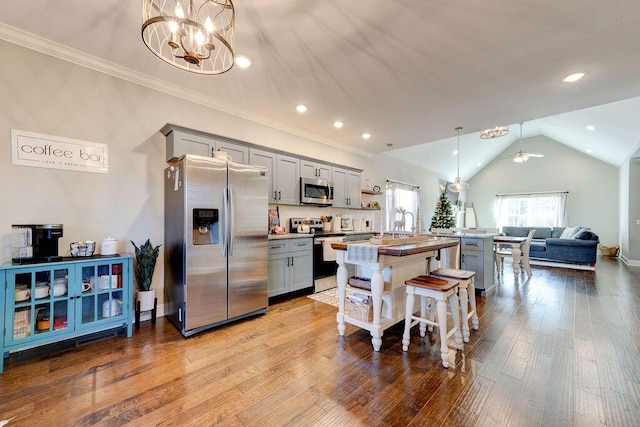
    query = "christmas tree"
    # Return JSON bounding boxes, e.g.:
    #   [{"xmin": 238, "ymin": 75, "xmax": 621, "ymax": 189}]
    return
[{"xmin": 430, "ymin": 191, "xmax": 456, "ymax": 229}]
